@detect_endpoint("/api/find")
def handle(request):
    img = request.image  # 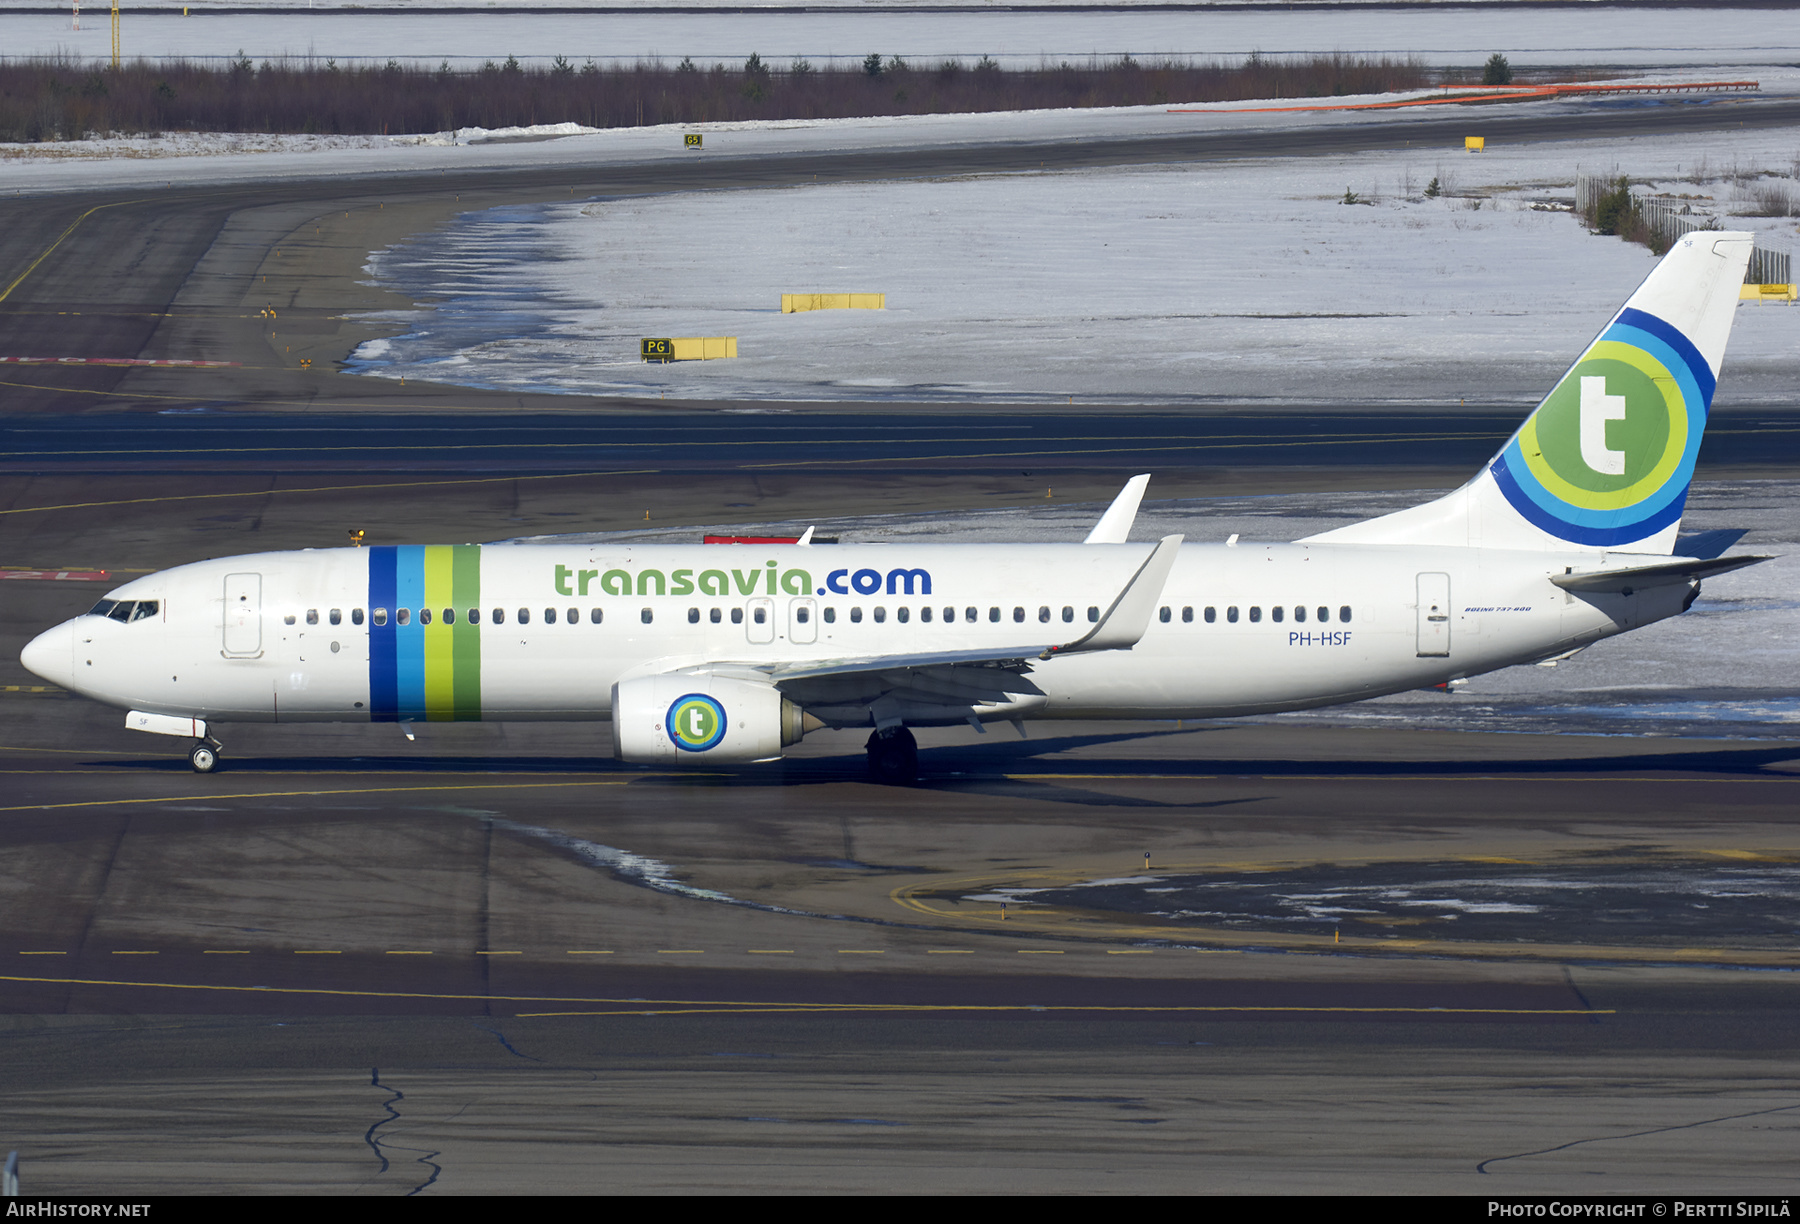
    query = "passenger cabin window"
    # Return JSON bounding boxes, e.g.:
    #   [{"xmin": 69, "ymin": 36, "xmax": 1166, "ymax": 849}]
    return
[
  {"xmin": 873, "ymin": 607, "xmax": 887, "ymax": 623},
  {"xmin": 284, "ymin": 614, "xmax": 297, "ymax": 626},
  {"xmin": 897, "ymin": 607, "xmax": 909, "ymax": 623},
  {"xmin": 373, "ymin": 608, "xmax": 388, "ymax": 626},
  {"xmin": 469, "ymin": 608, "xmax": 480, "ymax": 624},
  {"xmin": 849, "ymin": 608, "xmax": 862, "ymax": 624},
  {"xmin": 1317, "ymin": 606, "xmax": 1329, "ymax": 623},
  {"xmin": 1294, "ymin": 606, "xmax": 1306, "ymax": 623},
  {"xmin": 1158, "ymin": 606, "xmax": 1170, "ymax": 623},
  {"xmin": 517, "ymin": 608, "xmax": 529, "ymax": 625},
  {"xmin": 1013, "ymin": 607, "xmax": 1025, "ymax": 623},
  {"xmin": 352, "ymin": 608, "xmax": 365, "ymax": 625},
  {"xmin": 965, "ymin": 607, "xmax": 977, "ymax": 623},
  {"xmin": 1204, "ymin": 607, "xmax": 1215, "ymax": 623},
  {"xmin": 591, "ymin": 608, "xmax": 604, "ymax": 624},
  {"xmin": 443, "ymin": 608, "xmax": 455, "ymax": 624},
  {"xmin": 641, "ymin": 608, "xmax": 653, "ymax": 624},
  {"xmin": 1272, "ymin": 607, "xmax": 1283, "ymax": 623},
  {"xmin": 1087, "ymin": 606, "xmax": 1099, "ymax": 623},
  {"xmin": 753, "ymin": 606, "xmax": 767, "ymax": 624},
  {"xmin": 1226, "ymin": 607, "xmax": 1238, "ymax": 623},
  {"xmin": 544, "ymin": 607, "xmax": 557, "ymax": 624},
  {"xmin": 397, "ymin": 608, "xmax": 410, "ymax": 626},
  {"xmin": 306, "ymin": 609, "xmax": 319, "ymax": 625},
  {"xmin": 988, "ymin": 607, "xmax": 999, "ymax": 623},
  {"xmin": 709, "ymin": 608, "xmax": 721, "ymax": 624},
  {"xmin": 567, "ymin": 607, "xmax": 577, "ymax": 624},
  {"xmin": 329, "ymin": 609, "xmax": 342, "ymax": 626},
  {"xmin": 920, "ymin": 607, "xmax": 931, "ymax": 623},
  {"xmin": 1182, "ymin": 607, "xmax": 1193, "ymax": 623},
  {"xmin": 824, "ymin": 607, "xmax": 836, "ymax": 624},
  {"xmin": 732, "ymin": 608, "xmax": 744, "ymax": 624},
  {"xmin": 491, "ymin": 608, "xmax": 505, "ymax": 624},
  {"xmin": 1039, "ymin": 606, "xmax": 1050, "ymax": 623},
  {"xmin": 1340, "ymin": 606, "xmax": 1353, "ymax": 623},
  {"xmin": 1249, "ymin": 607, "xmax": 1262, "ymax": 623},
  {"xmin": 421, "ymin": 608, "xmax": 434, "ymax": 625},
  {"xmin": 688, "ymin": 608, "xmax": 700, "ymax": 624},
  {"xmin": 942, "ymin": 607, "xmax": 953, "ymax": 624},
  {"xmin": 1062, "ymin": 606, "xmax": 1074, "ymax": 623}
]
